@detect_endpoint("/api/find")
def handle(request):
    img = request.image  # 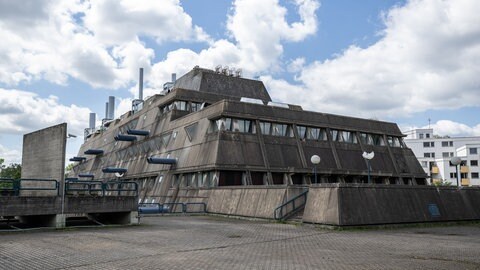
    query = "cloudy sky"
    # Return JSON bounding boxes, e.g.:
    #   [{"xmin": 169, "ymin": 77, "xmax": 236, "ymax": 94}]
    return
[{"xmin": 1, "ymin": 0, "xmax": 480, "ymax": 165}]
